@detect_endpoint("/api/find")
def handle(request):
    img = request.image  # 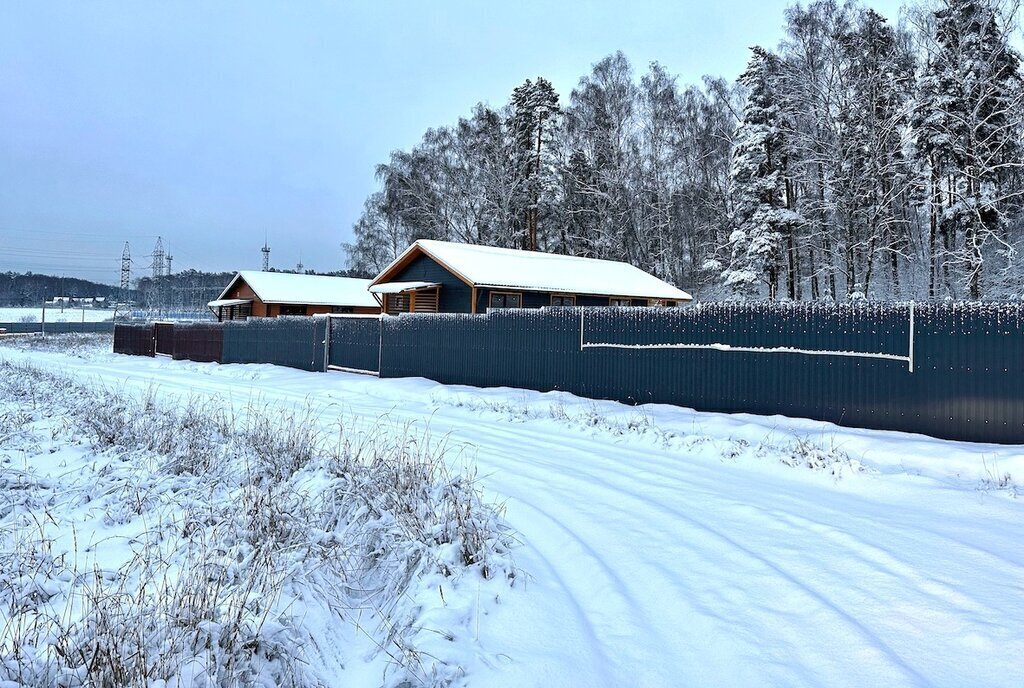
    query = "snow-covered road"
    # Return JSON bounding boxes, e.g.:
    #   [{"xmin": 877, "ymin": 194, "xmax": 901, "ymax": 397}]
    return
[{"xmin": 3, "ymin": 345, "xmax": 1023, "ymax": 687}]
